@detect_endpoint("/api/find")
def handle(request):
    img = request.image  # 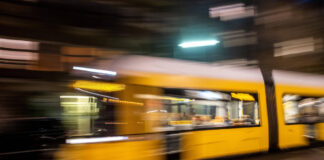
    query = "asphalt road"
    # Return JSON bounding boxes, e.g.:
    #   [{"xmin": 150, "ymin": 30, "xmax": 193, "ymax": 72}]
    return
[{"xmin": 235, "ymin": 147, "xmax": 324, "ymax": 160}]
